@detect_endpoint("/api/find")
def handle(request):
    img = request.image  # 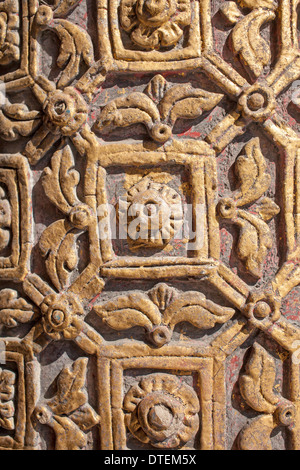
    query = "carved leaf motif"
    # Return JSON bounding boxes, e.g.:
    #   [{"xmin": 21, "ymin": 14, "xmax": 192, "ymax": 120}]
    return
[
  {"xmin": 42, "ymin": 145, "xmax": 80, "ymax": 214},
  {"xmin": 235, "ymin": 210, "xmax": 273, "ymax": 277},
  {"xmin": 52, "ymin": 0, "xmax": 82, "ymax": 17},
  {"xmin": 70, "ymin": 403, "xmax": 100, "ymax": 431},
  {"xmin": 95, "ymin": 81, "xmax": 223, "ymax": 139},
  {"xmin": 257, "ymin": 197, "xmax": 280, "ymax": 222},
  {"xmin": 145, "ymin": 75, "xmax": 168, "ymax": 103},
  {"xmin": 94, "ymin": 293, "xmax": 162, "ymax": 331},
  {"xmin": 231, "ymin": 9, "xmax": 275, "ymax": 79},
  {"xmin": 0, "ymin": 95, "xmax": 41, "ymax": 141},
  {"xmin": 48, "ymin": 358, "xmax": 88, "ymax": 416},
  {"xmin": 0, "ymin": 404, "xmax": 15, "ymax": 431},
  {"xmin": 237, "ymin": 0, "xmax": 277, "ymax": 9},
  {"xmin": 95, "ymin": 93, "xmax": 160, "ymax": 132},
  {"xmin": 219, "ymin": 2, "xmax": 244, "ymax": 25},
  {"xmin": 238, "ymin": 414, "xmax": 274, "ymax": 450},
  {"xmin": 239, "ymin": 344, "xmax": 279, "ymax": 413},
  {"xmin": 159, "ymin": 85, "xmax": 223, "ymax": 124},
  {"xmin": 0, "ymin": 0, "xmax": 20, "ymax": 65},
  {"xmin": 51, "ymin": 415, "xmax": 87, "ymax": 450},
  {"xmin": 163, "ymin": 292, "xmax": 235, "ymax": 330},
  {"xmin": 39, "ymin": 219, "xmax": 79, "ymax": 291},
  {"xmin": 234, "ymin": 138, "xmax": 271, "ymax": 207},
  {"xmin": 0, "ymin": 289, "xmax": 37, "ymax": 328},
  {"xmin": 52, "ymin": 20, "xmax": 94, "ymax": 88}
]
